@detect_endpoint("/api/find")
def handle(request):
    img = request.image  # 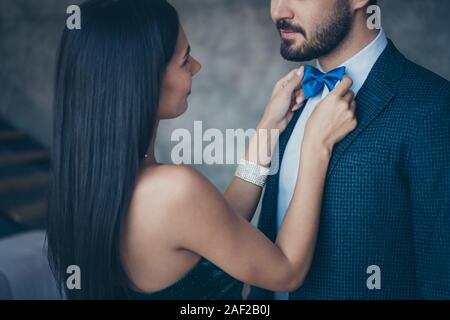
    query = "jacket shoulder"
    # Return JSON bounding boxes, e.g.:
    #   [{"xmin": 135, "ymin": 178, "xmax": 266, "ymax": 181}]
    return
[{"xmin": 399, "ymin": 58, "xmax": 450, "ymax": 100}]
